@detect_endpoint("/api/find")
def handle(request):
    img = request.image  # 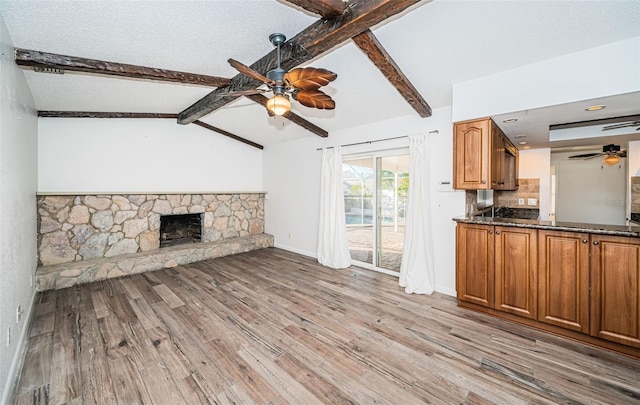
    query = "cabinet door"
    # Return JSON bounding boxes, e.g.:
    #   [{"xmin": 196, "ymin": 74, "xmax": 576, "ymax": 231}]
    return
[
  {"xmin": 491, "ymin": 122, "xmax": 505, "ymax": 190},
  {"xmin": 538, "ymin": 230, "xmax": 590, "ymax": 333},
  {"xmin": 453, "ymin": 119, "xmax": 491, "ymax": 189},
  {"xmin": 494, "ymin": 226, "xmax": 537, "ymax": 318},
  {"xmin": 591, "ymin": 235, "xmax": 640, "ymax": 348},
  {"xmin": 456, "ymin": 223, "xmax": 494, "ymax": 307}
]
